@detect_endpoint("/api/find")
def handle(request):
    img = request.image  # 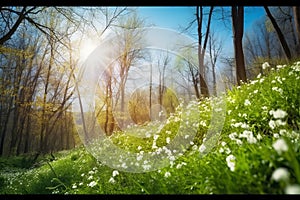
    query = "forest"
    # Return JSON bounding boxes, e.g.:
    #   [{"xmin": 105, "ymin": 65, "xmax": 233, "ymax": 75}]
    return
[{"xmin": 0, "ymin": 6, "xmax": 300, "ymax": 194}]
